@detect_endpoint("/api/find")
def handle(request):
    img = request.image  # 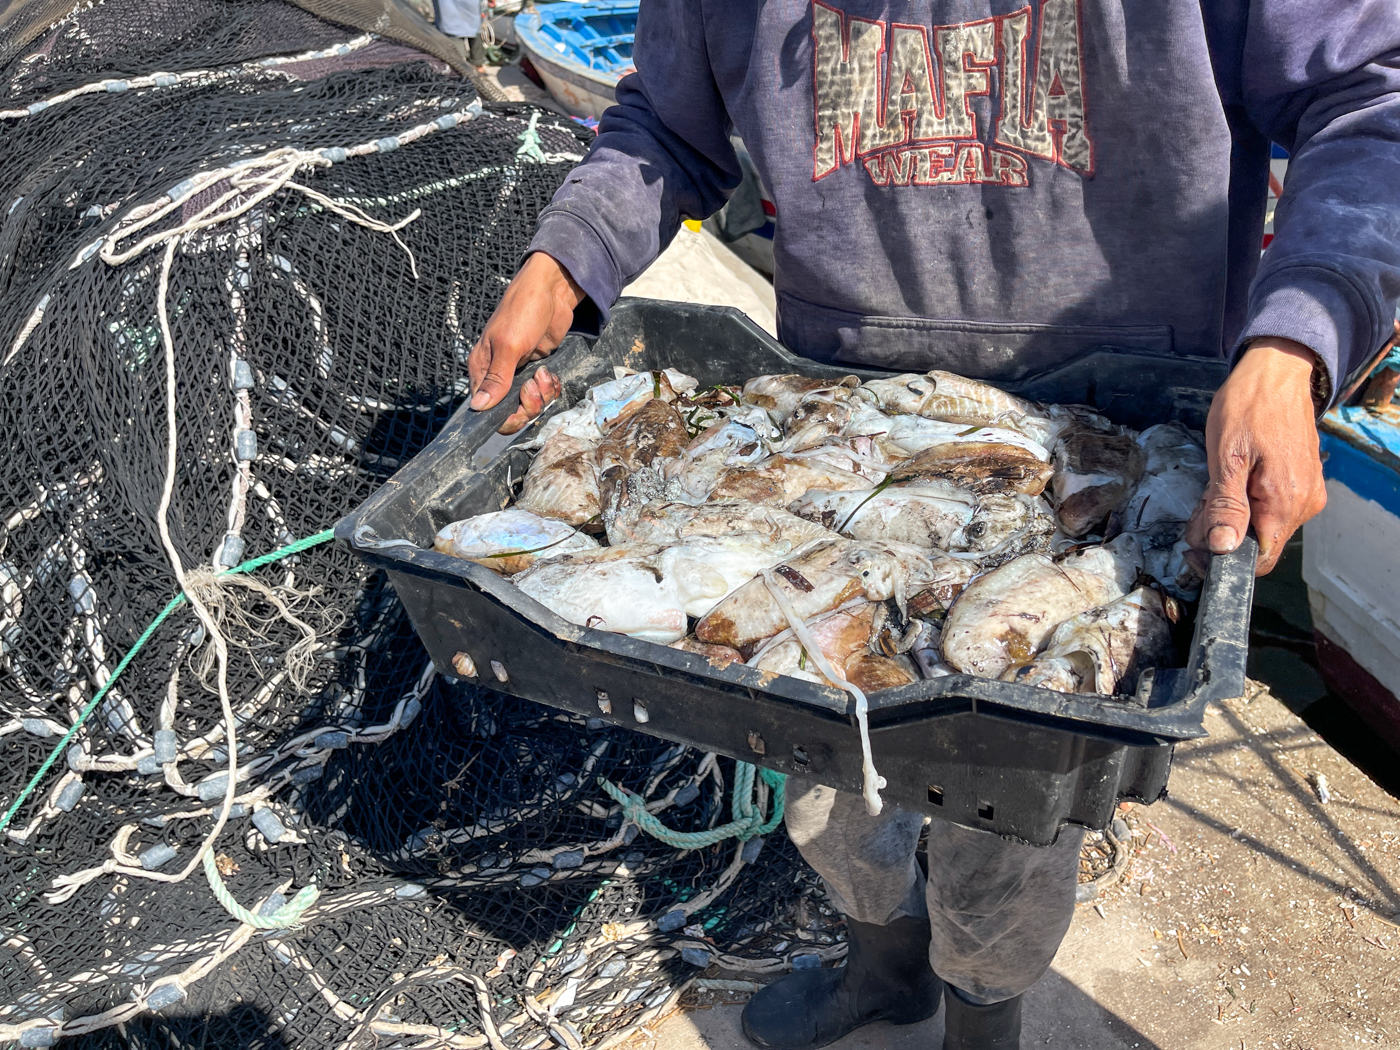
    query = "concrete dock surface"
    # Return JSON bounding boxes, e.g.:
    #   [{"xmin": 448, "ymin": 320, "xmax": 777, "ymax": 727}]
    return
[{"xmin": 637, "ymin": 687, "xmax": 1400, "ymax": 1050}]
